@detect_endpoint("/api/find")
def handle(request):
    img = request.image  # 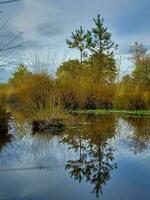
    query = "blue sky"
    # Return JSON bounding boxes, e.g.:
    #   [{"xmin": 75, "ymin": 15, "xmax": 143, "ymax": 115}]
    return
[{"xmin": 0, "ymin": 0, "xmax": 150, "ymax": 81}]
